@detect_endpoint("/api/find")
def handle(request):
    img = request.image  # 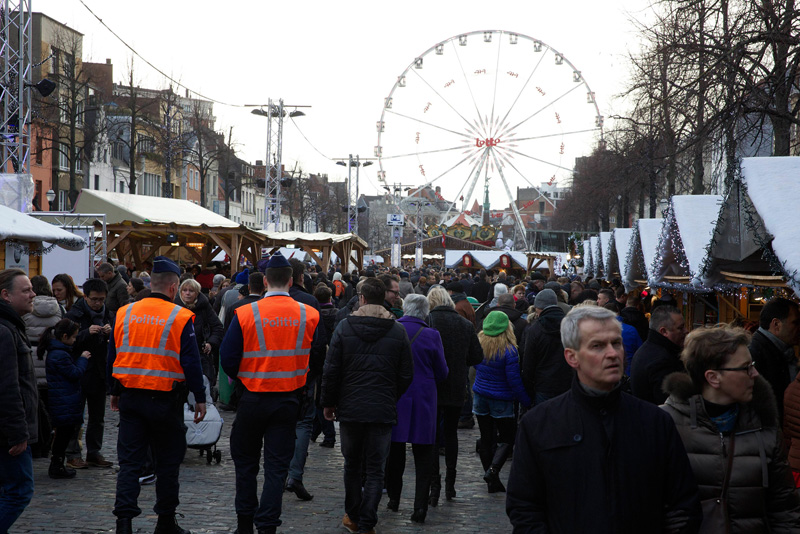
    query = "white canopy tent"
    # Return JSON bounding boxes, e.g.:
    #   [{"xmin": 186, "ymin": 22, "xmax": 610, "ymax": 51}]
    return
[
  {"xmin": 582, "ymin": 239, "xmax": 593, "ymax": 277},
  {"xmin": 590, "ymin": 236, "xmax": 601, "ymax": 277},
  {"xmin": 622, "ymin": 218, "xmax": 664, "ymax": 290},
  {"xmin": 0, "ymin": 205, "xmax": 86, "ymax": 250},
  {"xmin": 651, "ymin": 195, "xmax": 722, "ymax": 289},
  {"xmin": 612, "ymin": 228, "xmax": 634, "ymax": 285},
  {"xmin": 599, "ymin": 231, "xmax": 613, "ymax": 279}
]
